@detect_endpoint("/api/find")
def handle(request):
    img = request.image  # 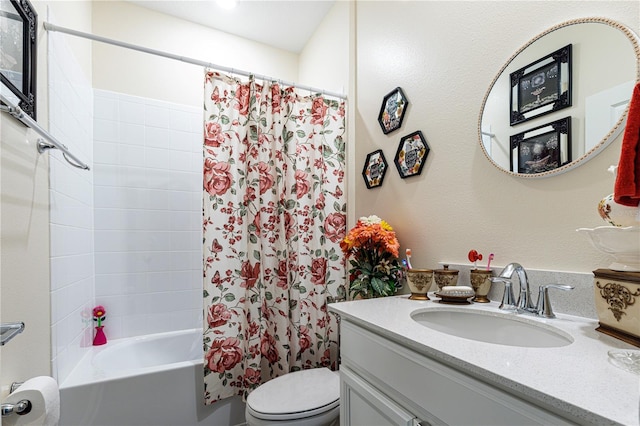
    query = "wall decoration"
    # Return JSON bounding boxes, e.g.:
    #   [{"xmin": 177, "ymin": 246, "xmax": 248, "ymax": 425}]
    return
[
  {"xmin": 510, "ymin": 44, "xmax": 572, "ymax": 126},
  {"xmin": 0, "ymin": 0, "xmax": 37, "ymax": 119},
  {"xmin": 378, "ymin": 87, "xmax": 408, "ymax": 134},
  {"xmin": 394, "ymin": 131, "xmax": 430, "ymax": 179},
  {"xmin": 362, "ymin": 149, "xmax": 388, "ymax": 189},
  {"xmin": 510, "ymin": 116, "xmax": 571, "ymax": 174}
]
